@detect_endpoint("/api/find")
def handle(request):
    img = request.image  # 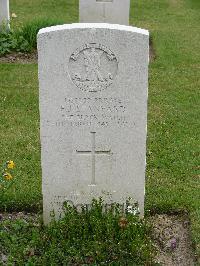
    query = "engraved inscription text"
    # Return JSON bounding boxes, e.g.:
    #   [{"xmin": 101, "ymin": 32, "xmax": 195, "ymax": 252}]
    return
[{"xmin": 59, "ymin": 97, "xmax": 128, "ymax": 127}]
